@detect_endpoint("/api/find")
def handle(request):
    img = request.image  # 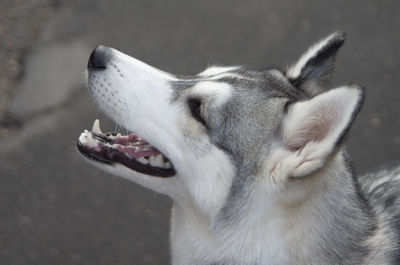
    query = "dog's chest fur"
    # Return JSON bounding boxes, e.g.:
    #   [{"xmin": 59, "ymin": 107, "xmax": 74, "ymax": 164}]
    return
[{"xmin": 170, "ymin": 163, "xmax": 400, "ymax": 265}]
